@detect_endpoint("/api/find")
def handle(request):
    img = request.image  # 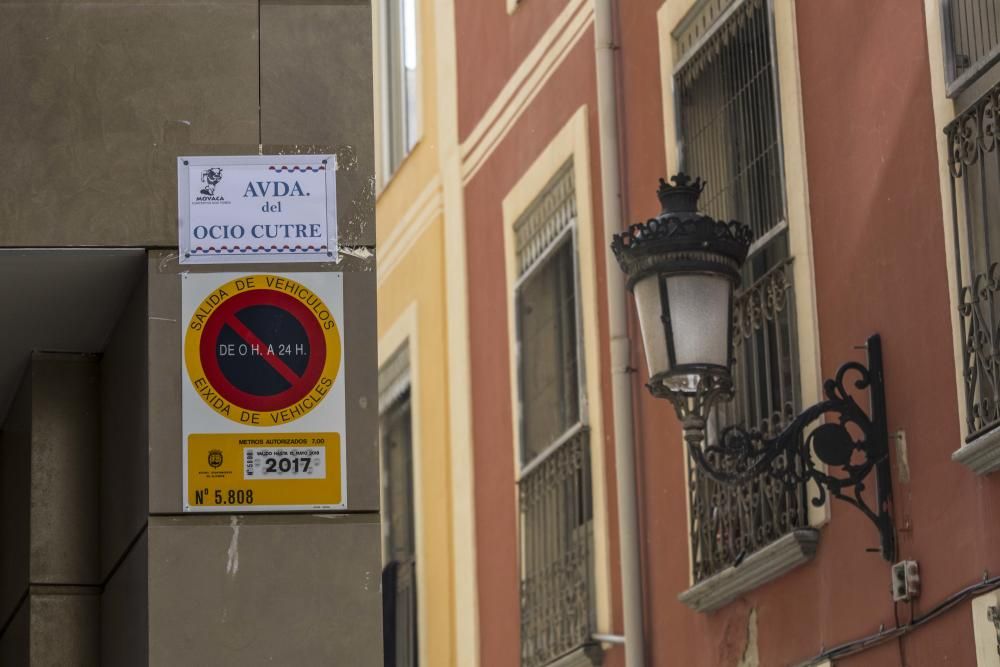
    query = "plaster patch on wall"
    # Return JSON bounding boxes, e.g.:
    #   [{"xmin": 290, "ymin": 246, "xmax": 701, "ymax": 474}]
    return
[
  {"xmin": 158, "ymin": 252, "xmax": 180, "ymax": 272},
  {"xmin": 736, "ymin": 608, "xmax": 759, "ymax": 667},
  {"xmin": 339, "ymin": 245, "xmax": 375, "ymax": 262},
  {"xmin": 226, "ymin": 515, "xmax": 241, "ymax": 576}
]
